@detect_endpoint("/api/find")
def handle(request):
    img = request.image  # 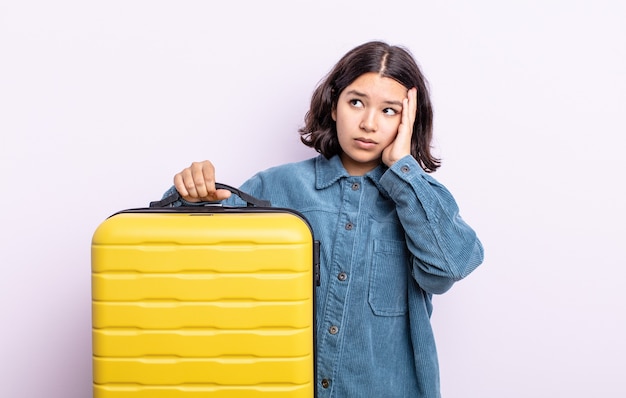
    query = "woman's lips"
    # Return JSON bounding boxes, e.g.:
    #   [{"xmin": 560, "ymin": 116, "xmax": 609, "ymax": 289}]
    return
[{"xmin": 355, "ymin": 137, "xmax": 377, "ymax": 149}]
